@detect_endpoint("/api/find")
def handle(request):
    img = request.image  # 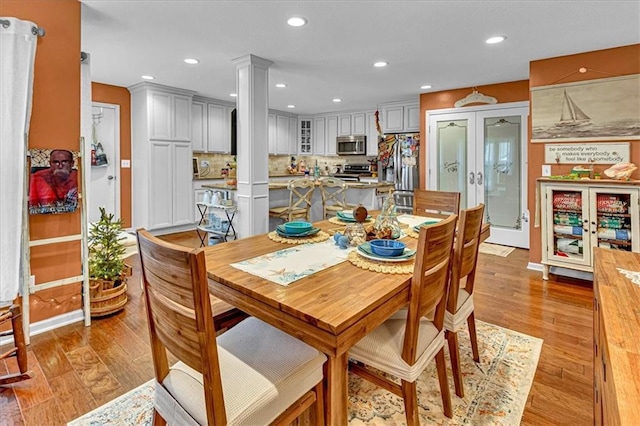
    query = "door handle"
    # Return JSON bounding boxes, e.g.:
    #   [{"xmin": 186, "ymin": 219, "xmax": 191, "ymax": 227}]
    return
[
  {"xmin": 468, "ymin": 172, "xmax": 475, "ymax": 184},
  {"xmin": 476, "ymin": 171, "xmax": 483, "ymax": 185},
  {"xmin": 521, "ymin": 213, "xmax": 529, "ymax": 223},
  {"xmin": 107, "ymin": 175, "xmax": 115, "ymax": 180}
]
